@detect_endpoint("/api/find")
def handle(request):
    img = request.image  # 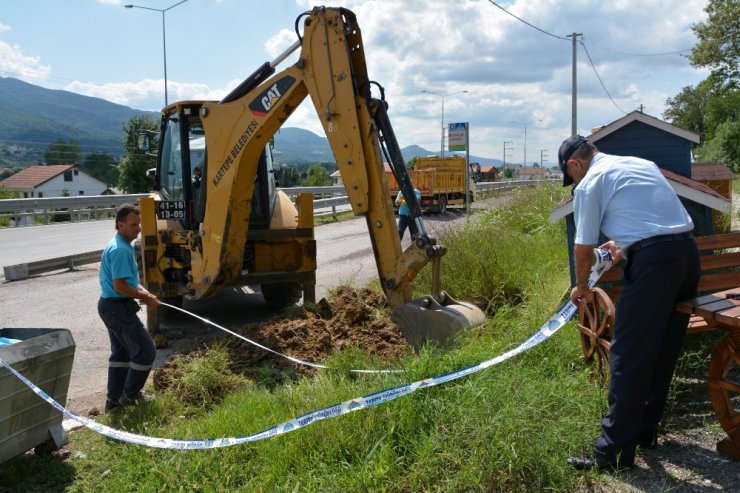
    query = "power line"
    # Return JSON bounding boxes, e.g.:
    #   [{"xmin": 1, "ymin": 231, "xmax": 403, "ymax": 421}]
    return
[
  {"xmin": 0, "ymin": 139, "xmax": 126, "ymax": 156},
  {"xmin": 579, "ymin": 40, "xmax": 627, "ymax": 115},
  {"xmin": 605, "ymin": 47, "xmax": 692, "ymax": 57},
  {"xmin": 485, "ymin": 0, "xmax": 570, "ymax": 41}
]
